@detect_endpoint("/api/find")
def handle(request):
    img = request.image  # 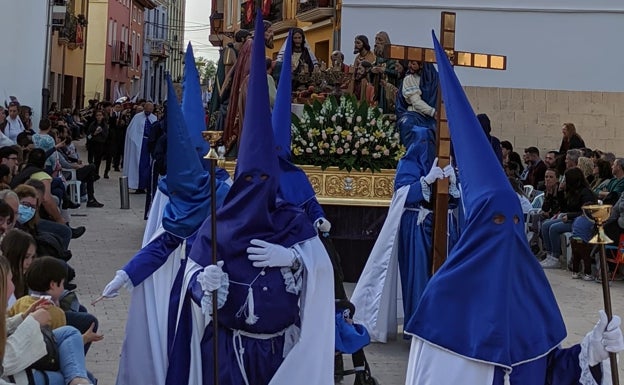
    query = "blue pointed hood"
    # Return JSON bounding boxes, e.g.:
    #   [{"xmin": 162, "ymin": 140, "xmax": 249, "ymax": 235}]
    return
[
  {"xmin": 394, "ymin": 125, "xmax": 436, "ymax": 192},
  {"xmin": 271, "ymin": 29, "xmax": 317, "ymax": 207},
  {"xmin": 186, "ymin": 9, "xmax": 316, "ymax": 266},
  {"xmin": 161, "ymin": 75, "xmax": 212, "ymax": 238},
  {"xmin": 404, "ymin": 32, "xmax": 566, "ymax": 370},
  {"xmin": 182, "ymin": 43, "xmax": 209, "ymax": 156},
  {"xmin": 273, "ymin": 30, "xmax": 293, "ymax": 159}
]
